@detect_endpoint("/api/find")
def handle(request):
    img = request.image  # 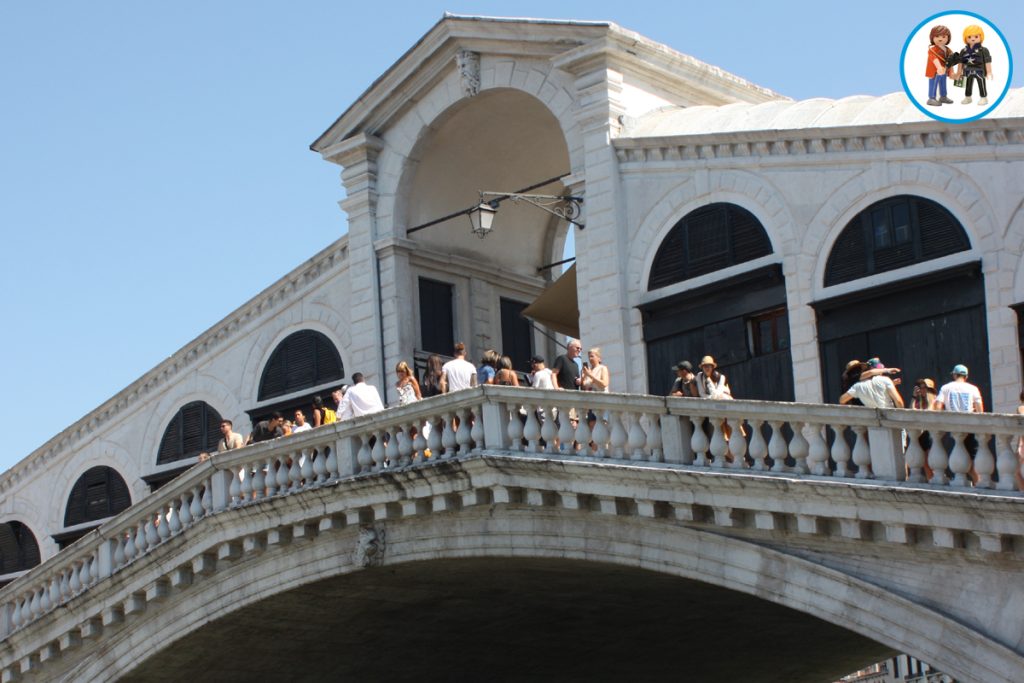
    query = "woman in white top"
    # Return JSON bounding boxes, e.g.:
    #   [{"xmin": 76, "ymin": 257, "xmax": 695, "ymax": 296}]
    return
[
  {"xmin": 529, "ymin": 355, "xmax": 559, "ymax": 389},
  {"xmin": 581, "ymin": 347, "xmax": 610, "ymax": 392},
  {"xmin": 696, "ymin": 355, "xmax": 732, "ymax": 400}
]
